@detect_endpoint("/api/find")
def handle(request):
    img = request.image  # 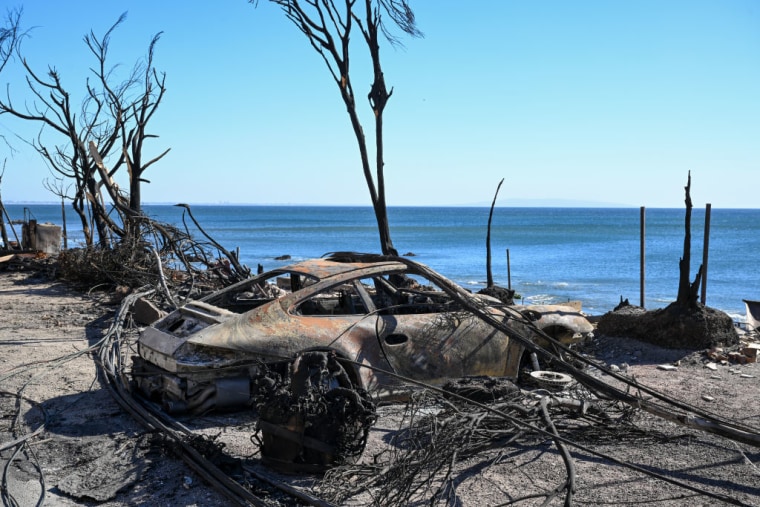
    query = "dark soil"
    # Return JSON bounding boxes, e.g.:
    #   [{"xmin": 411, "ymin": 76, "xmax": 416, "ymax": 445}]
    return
[{"xmin": 597, "ymin": 301, "xmax": 739, "ymax": 349}]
